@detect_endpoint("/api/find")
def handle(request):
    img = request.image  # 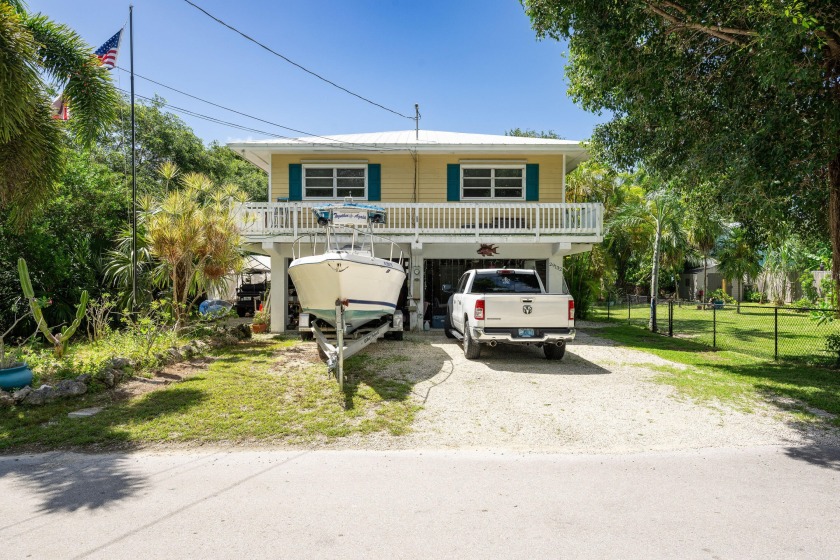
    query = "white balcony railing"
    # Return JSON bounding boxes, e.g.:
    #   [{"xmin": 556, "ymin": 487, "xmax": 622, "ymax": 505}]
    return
[{"xmin": 237, "ymin": 202, "xmax": 603, "ymax": 240}]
